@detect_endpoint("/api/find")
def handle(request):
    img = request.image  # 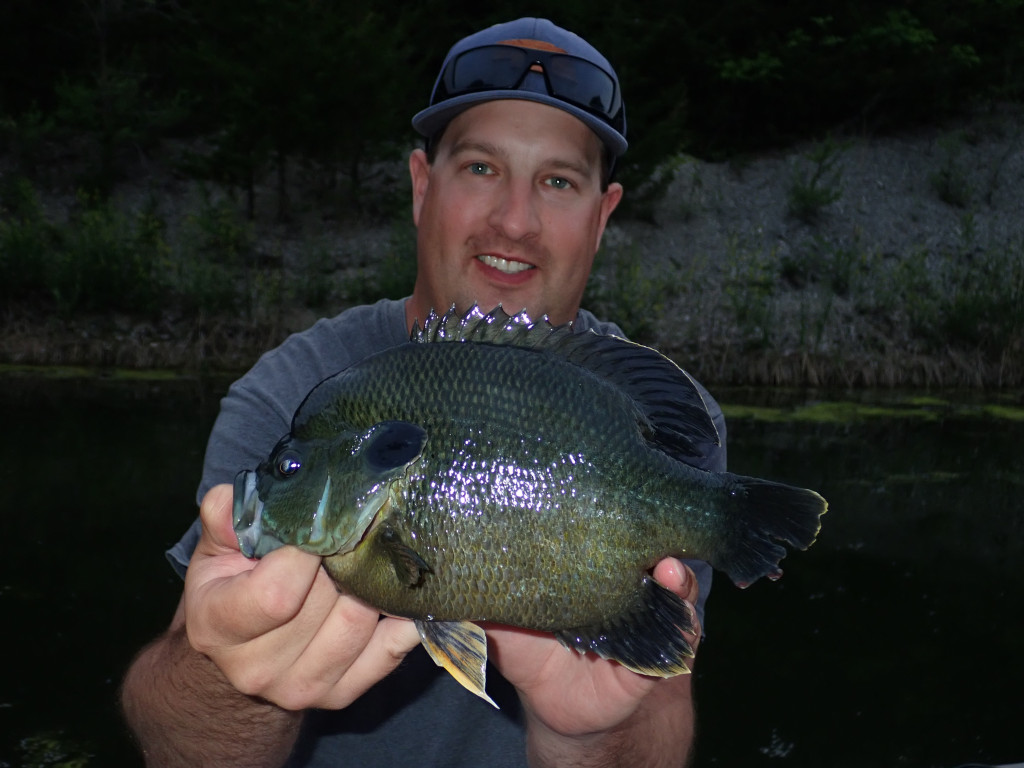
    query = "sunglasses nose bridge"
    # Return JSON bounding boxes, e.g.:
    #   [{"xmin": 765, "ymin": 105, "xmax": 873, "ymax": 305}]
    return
[{"xmin": 520, "ymin": 63, "xmax": 550, "ymax": 95}]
